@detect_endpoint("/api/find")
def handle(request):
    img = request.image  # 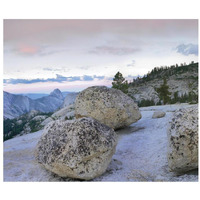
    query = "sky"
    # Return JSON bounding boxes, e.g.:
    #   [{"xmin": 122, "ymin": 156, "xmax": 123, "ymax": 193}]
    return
[{"xmin": 3, "ymin": 19, "xmax": 198, "ymax": 94}]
